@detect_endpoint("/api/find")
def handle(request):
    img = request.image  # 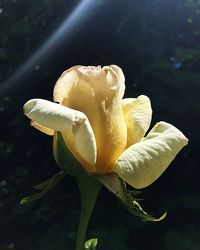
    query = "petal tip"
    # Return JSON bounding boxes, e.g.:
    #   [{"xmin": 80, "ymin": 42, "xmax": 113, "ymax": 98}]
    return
[
  {"xmin": 23, "ymin": 98, "xmax": 42, "ymax": 115},
  {"xmin": 23, "ymin": 99, "xmax": 36, "ymax": 114}
]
